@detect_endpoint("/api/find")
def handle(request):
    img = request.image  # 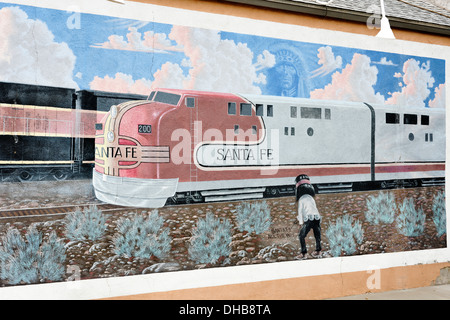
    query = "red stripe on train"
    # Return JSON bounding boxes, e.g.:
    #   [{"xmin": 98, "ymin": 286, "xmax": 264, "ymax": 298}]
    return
[
  {"xmin": 375, "ymin": 163, "xmax": 444, "ymax": 174},
  {"xmin": 190, "ymin": 162, "xmax": 444, "ymax": 181}
]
